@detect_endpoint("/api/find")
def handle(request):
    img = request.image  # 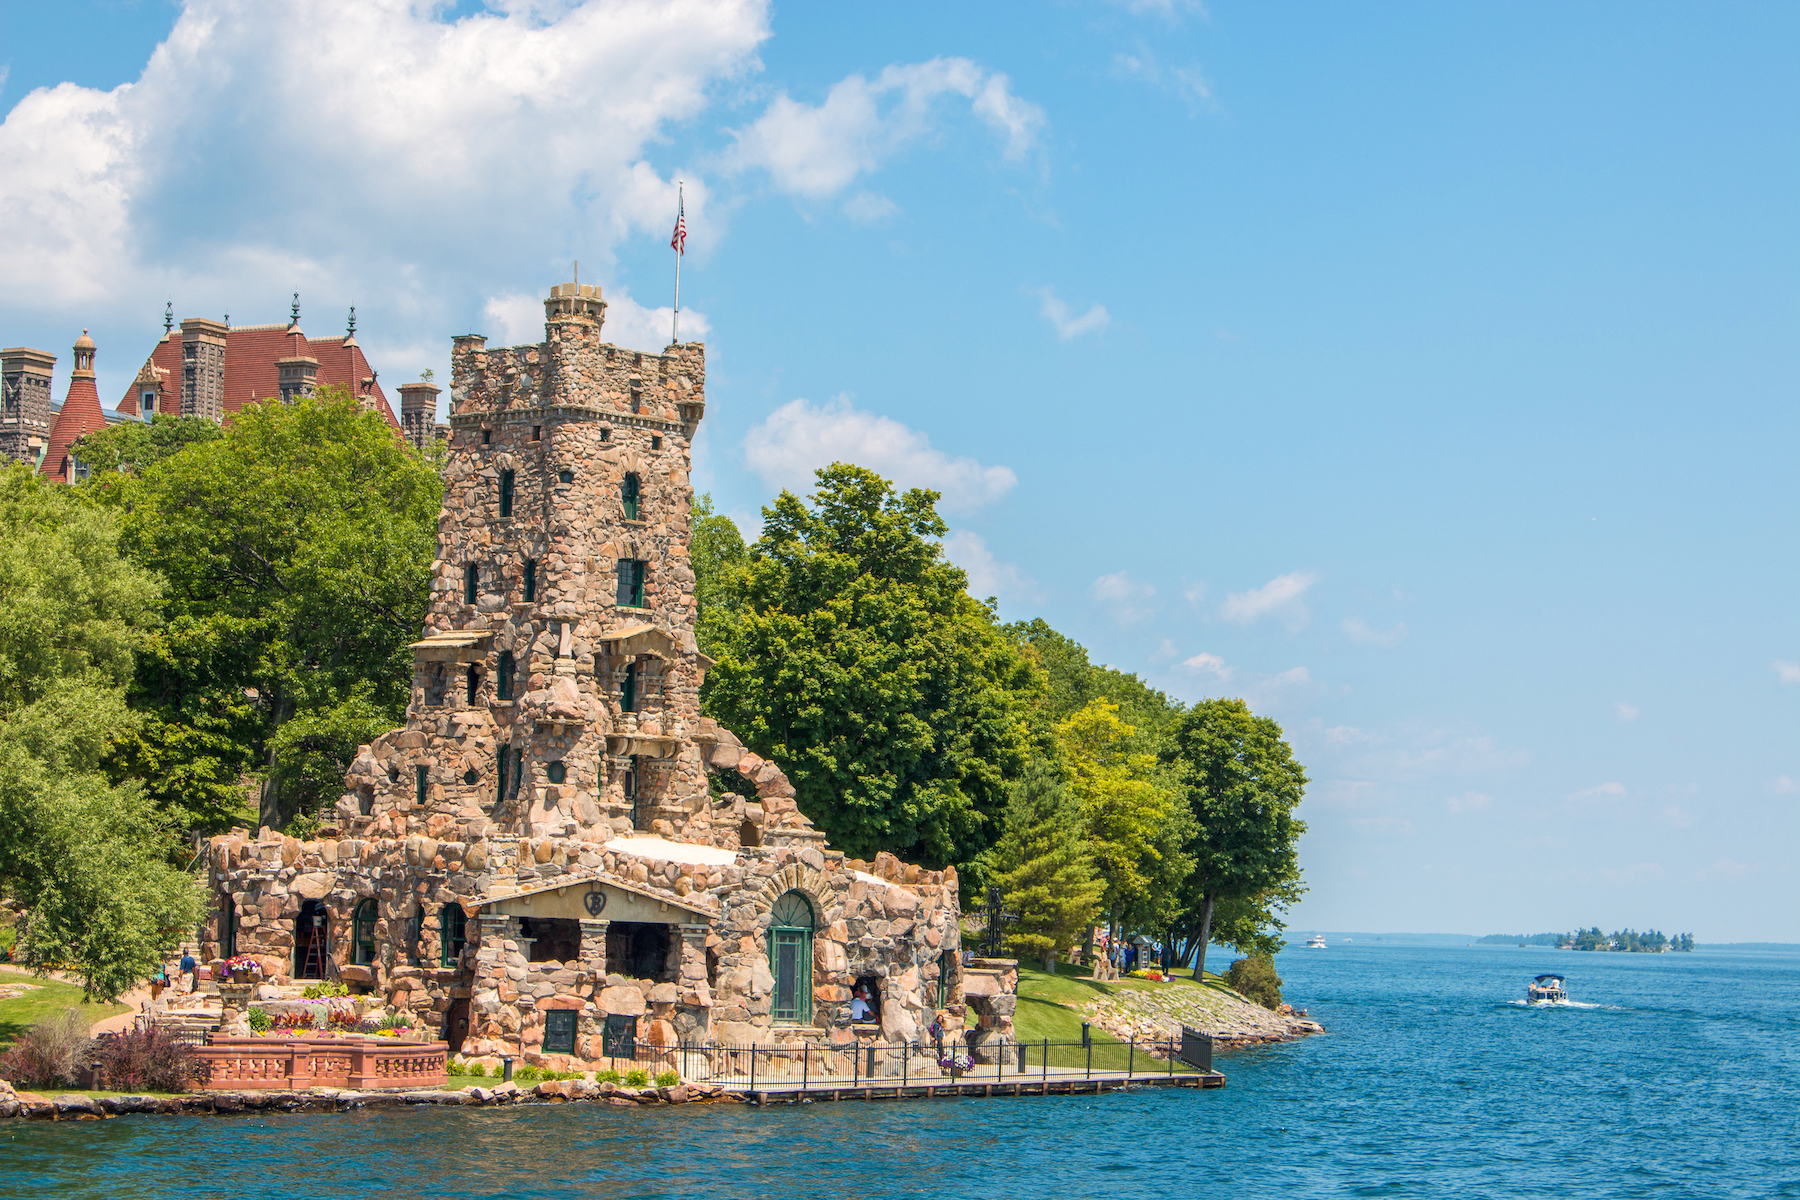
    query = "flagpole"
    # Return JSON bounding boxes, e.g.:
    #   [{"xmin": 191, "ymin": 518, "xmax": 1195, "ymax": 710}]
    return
[{"xmin": 672, "ymin": 180, "xmax": 682, "ymax": 346}]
